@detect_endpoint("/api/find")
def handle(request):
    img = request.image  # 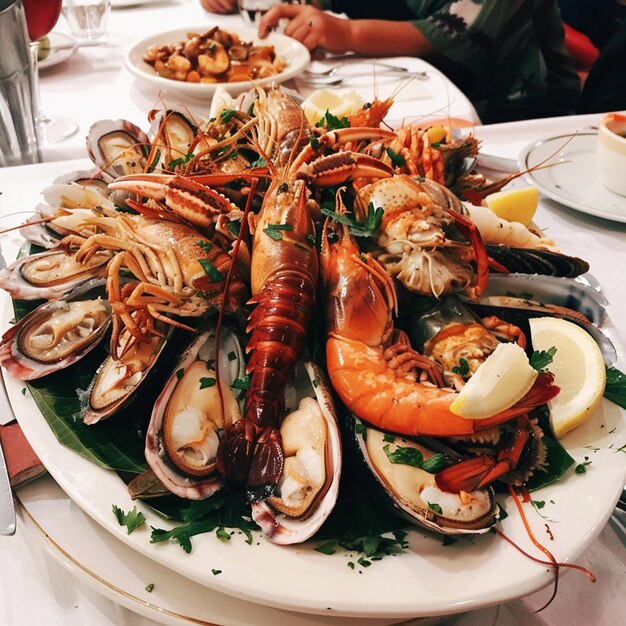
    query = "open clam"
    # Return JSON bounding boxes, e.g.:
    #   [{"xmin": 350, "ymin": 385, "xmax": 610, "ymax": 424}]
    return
[
  {"xmin": 251, "ymin": 362, "xmax": 342, "ymax": 545},
  {"xmin": 350, "ymin": 418, "xmax": 499, "ymax": 535},
  {"xmin": 0, "ymin": 285, "xmax": 112, "ymax": 380},
  {"xmin": 144, "ymin": 326, "xmax": 244, "ymax": 499}
]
